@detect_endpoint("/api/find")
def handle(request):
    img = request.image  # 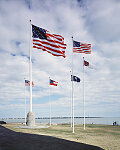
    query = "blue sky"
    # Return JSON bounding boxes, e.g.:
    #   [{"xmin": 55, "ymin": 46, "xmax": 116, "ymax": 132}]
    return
[{"xmin": 0, "ymin": 0, "xmax": 120, "ymax": 118}]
